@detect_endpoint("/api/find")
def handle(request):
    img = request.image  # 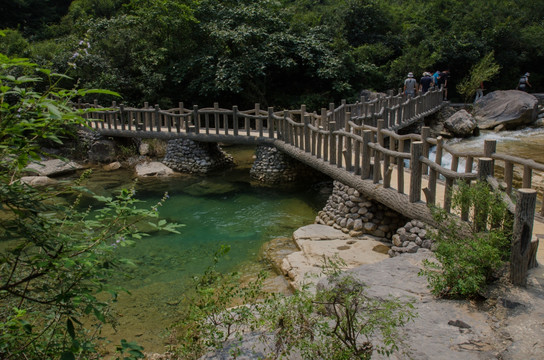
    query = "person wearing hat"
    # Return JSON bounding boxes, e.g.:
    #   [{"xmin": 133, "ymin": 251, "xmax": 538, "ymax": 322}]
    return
[
  {"xmin": 517, "ymin": 72, "xmax": 532, "ymax": 92},
  {"xmin": 419, "ymin": 72, "xmax": 434, "ymax": 94},
  {"xmin": 404, "ymin": 72, "xmax": 417, "ymax": 97}
]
